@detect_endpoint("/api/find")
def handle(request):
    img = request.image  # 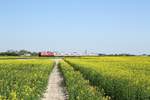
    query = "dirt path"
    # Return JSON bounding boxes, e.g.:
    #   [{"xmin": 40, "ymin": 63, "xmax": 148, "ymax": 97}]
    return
[{"xmin": 42, "ymin": 59, "xmax": 68, "ymax": 100}]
